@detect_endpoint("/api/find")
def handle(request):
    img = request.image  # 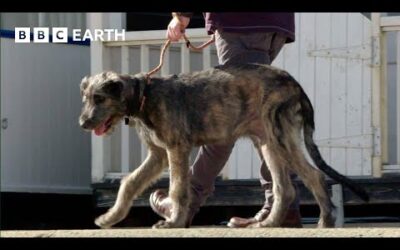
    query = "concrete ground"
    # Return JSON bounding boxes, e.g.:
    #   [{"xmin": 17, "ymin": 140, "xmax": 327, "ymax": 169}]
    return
[{"xmin": 2, "ymin": 223, "xmax": 399, "ymax": 237}]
